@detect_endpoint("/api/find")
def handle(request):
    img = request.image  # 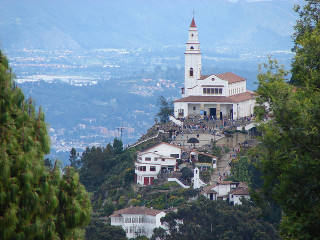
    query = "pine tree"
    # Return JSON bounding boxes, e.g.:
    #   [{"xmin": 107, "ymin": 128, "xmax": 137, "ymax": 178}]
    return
[{"xmin": 0, "ymin": 50, "xmax": 92, "ymax": 239}]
